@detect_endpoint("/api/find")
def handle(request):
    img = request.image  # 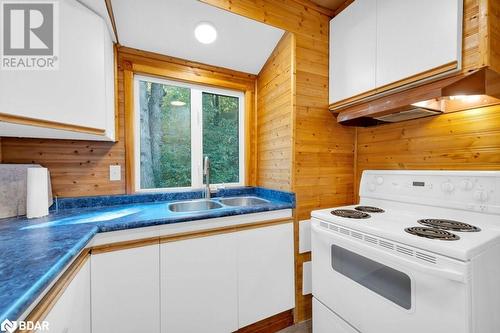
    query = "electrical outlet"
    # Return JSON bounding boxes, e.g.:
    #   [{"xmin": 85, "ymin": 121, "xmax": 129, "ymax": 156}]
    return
[{"xmin": 109, "ymin": 165, "xmax": 121, "ymax": 181}]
